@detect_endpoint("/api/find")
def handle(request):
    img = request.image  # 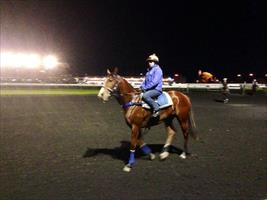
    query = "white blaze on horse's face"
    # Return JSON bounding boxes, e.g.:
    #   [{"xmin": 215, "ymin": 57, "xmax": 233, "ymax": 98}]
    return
[
  {"xmin": 97, "ymin": 87, "xmax": 110, "ymax": 102},
  {"xmin": 97, "ymin": 75, "xmax": 118, "ymax": 102}
]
